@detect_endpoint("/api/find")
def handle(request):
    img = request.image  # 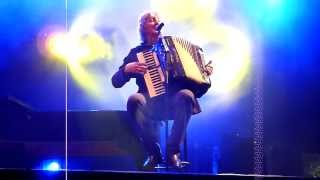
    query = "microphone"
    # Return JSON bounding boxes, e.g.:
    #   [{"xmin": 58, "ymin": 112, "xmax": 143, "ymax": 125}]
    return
[{"xmin": 156, "ymin": 22, "xmax": 164, "ymax": 33}]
